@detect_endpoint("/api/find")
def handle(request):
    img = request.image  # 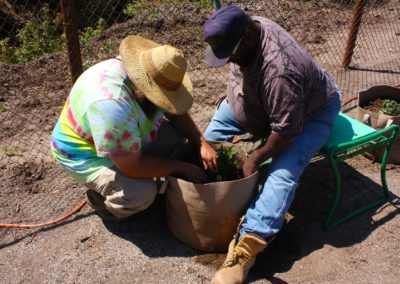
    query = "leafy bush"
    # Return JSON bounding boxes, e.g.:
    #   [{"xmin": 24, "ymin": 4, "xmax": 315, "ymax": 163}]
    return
[
  {"xmin": 124, "ymin": 1, "xmax": 160, "ymax": 20},
  {"xmin": 124, "ymin": 1, "xmax": 153, "ymax": 17},
  {"xmin": 80, "ymin": 18, "xmax": 107, "ymax": 47},
  {"xmin": 0, "ymin": 38, "xmax": 16, "ymax": 65},
  {"xmin": 123, "ymin": 0, "xmax": 213, "ymax": 18},
  {"xmin": 0, "ymin": 5, "xmax": 64, "ymax": 65},
  {"xmin": 382, "ymin": 99, "xmax": 400, "ymax": 116}
]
